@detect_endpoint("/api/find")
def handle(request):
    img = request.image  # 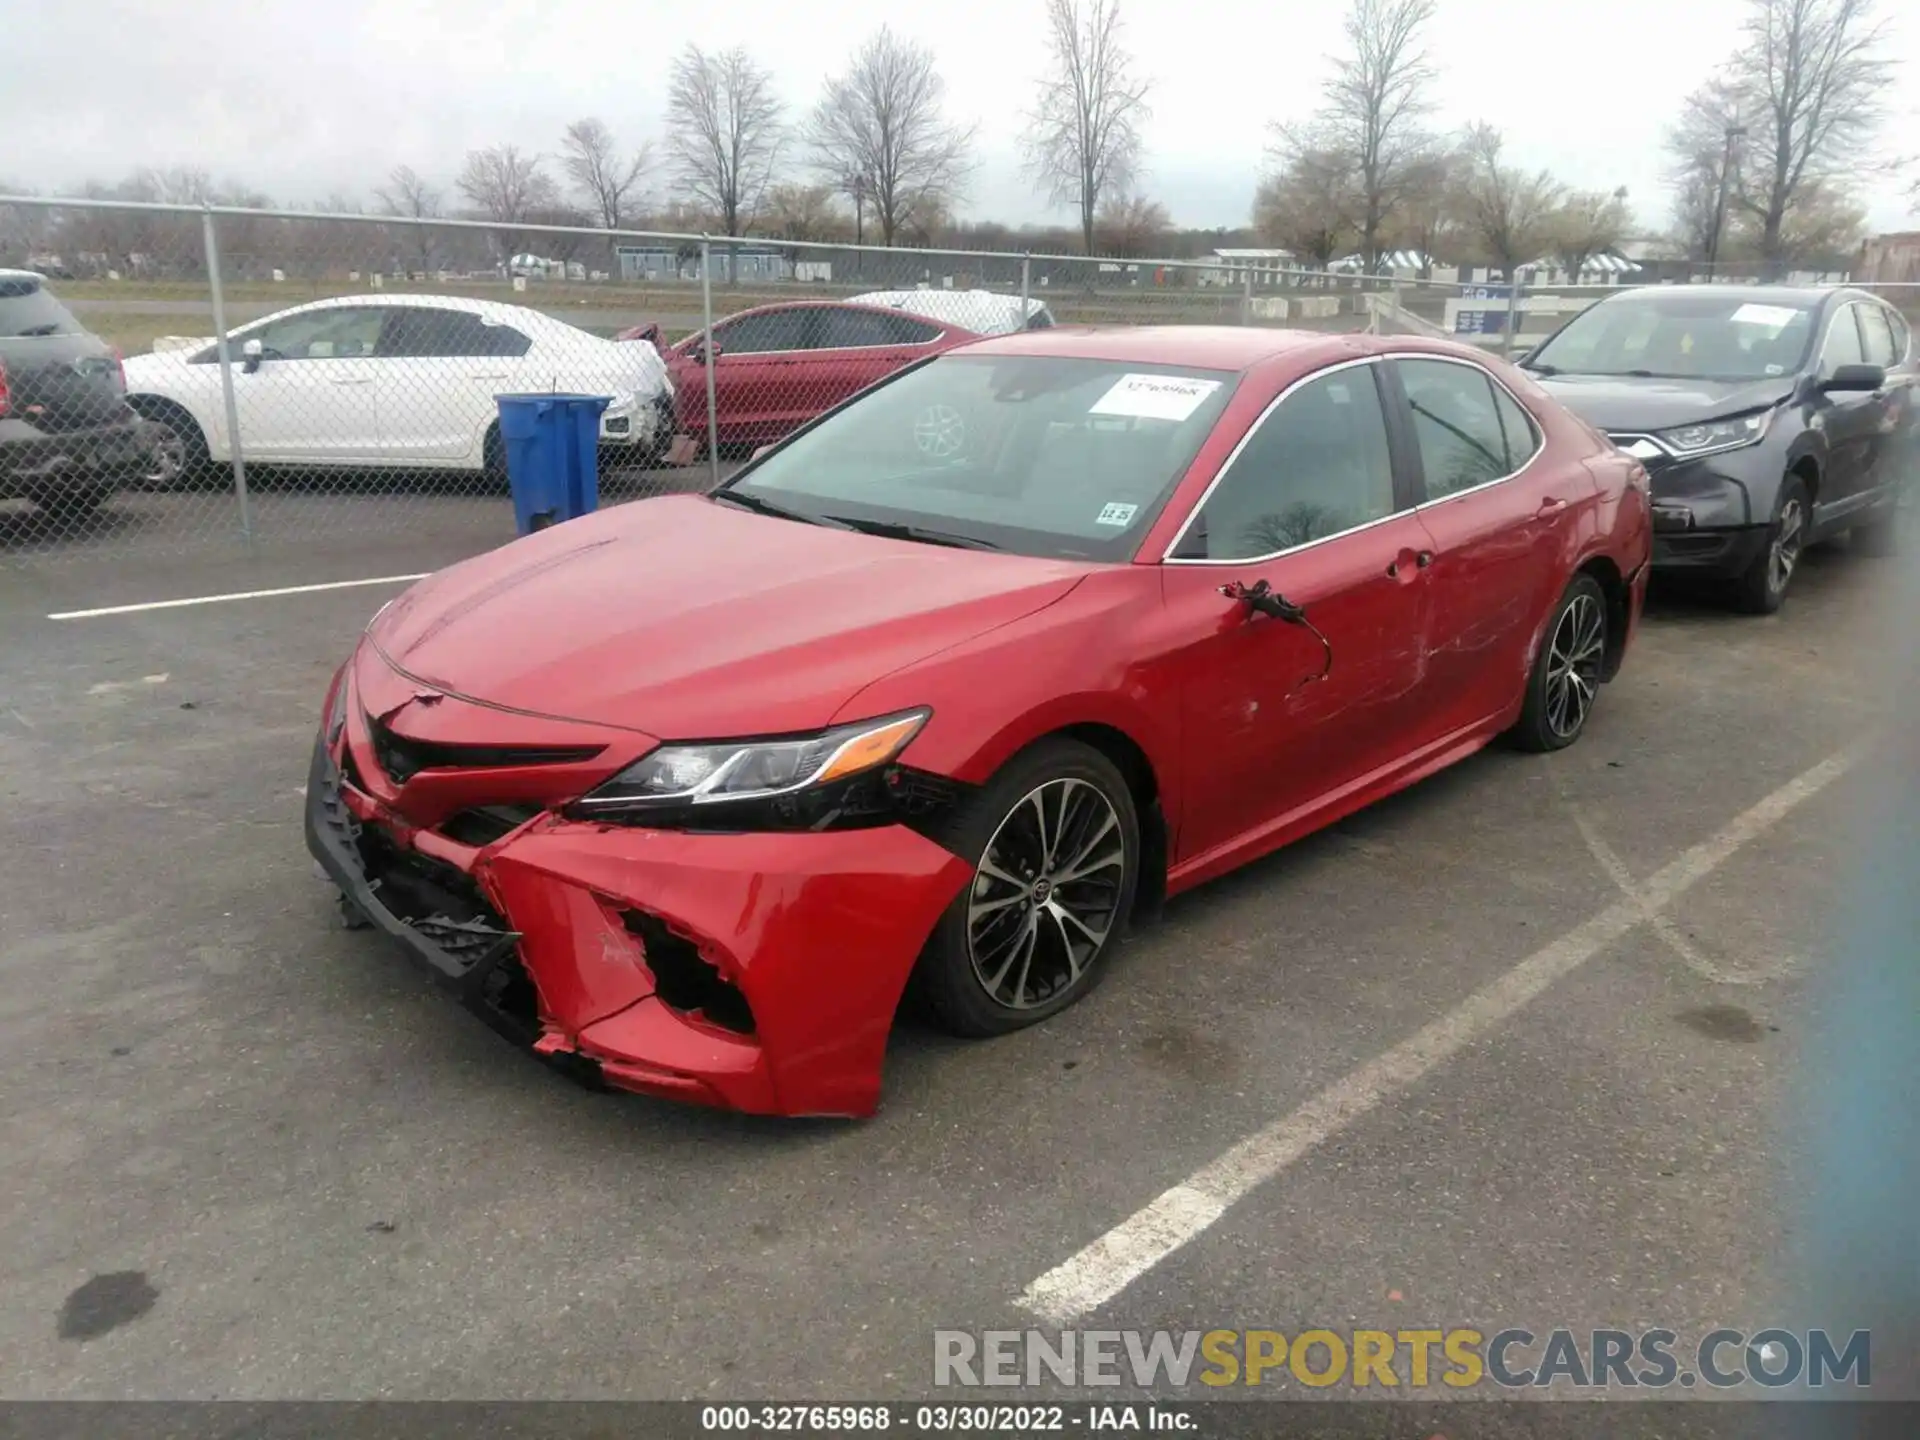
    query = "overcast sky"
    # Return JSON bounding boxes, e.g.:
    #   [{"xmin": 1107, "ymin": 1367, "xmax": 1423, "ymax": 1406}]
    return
[{"xmin": 3, "ymin": 0, "xmax": 1915, "ymax": 236}]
